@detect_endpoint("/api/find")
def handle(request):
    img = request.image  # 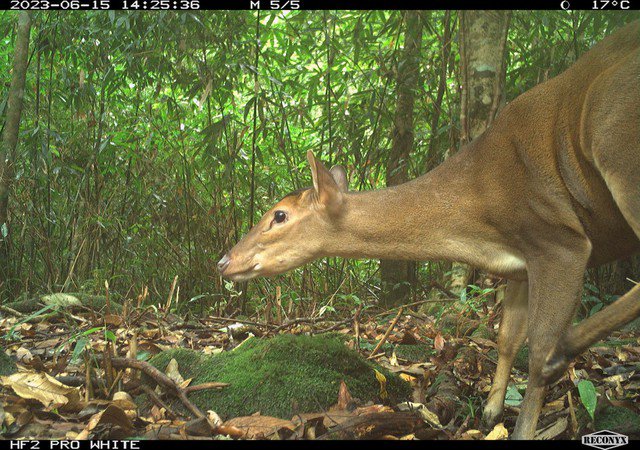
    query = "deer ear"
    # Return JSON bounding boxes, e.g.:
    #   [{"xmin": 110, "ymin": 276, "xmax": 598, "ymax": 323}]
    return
[
  {"xmin": 329, "ymin": 165, "xmax": 349, "ymax": 193},
  {"xmin": 307, "ymin": 151, "xmax": 344, "ymax": 208},
  {"xmin": 307, "ymin": 151, "xmax": 323, "ymax": 193}
]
